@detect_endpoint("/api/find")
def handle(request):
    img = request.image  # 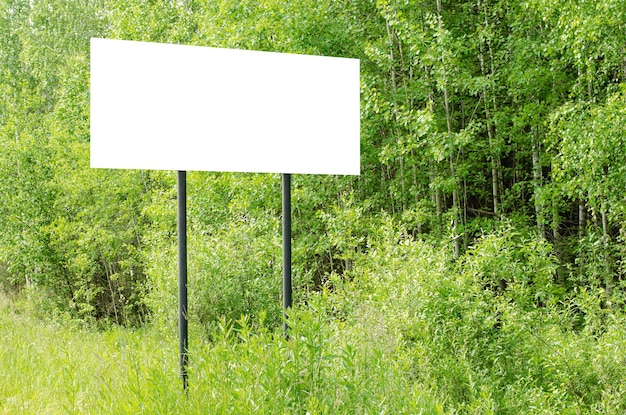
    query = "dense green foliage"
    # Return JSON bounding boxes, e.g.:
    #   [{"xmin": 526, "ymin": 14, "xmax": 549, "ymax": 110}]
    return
[
  {"xmin": 1, "ymin": 0, "xmax": 626, "ymax": 413},
  {"xmin": 3, "ymin": 235, "xmax": 626, "ymax": 413}
]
